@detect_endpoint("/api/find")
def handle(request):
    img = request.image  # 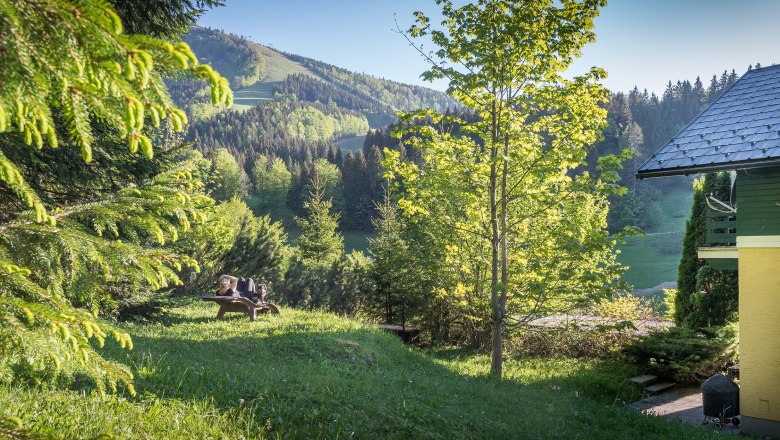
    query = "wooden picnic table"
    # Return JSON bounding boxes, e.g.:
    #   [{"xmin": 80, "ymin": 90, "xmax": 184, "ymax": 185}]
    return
[{"xmin": 201, "ymin": 295, "xmax": 280, "ymax": 321}]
